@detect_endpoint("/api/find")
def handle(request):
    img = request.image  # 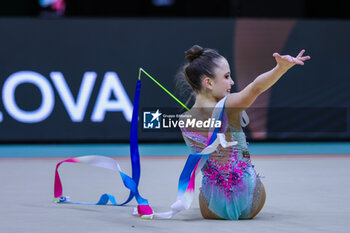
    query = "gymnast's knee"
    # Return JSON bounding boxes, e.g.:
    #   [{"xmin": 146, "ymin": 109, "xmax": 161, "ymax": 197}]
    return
[{"xmin": 199, "ymin": 193, "xmax": 223, "ymax": 220}]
